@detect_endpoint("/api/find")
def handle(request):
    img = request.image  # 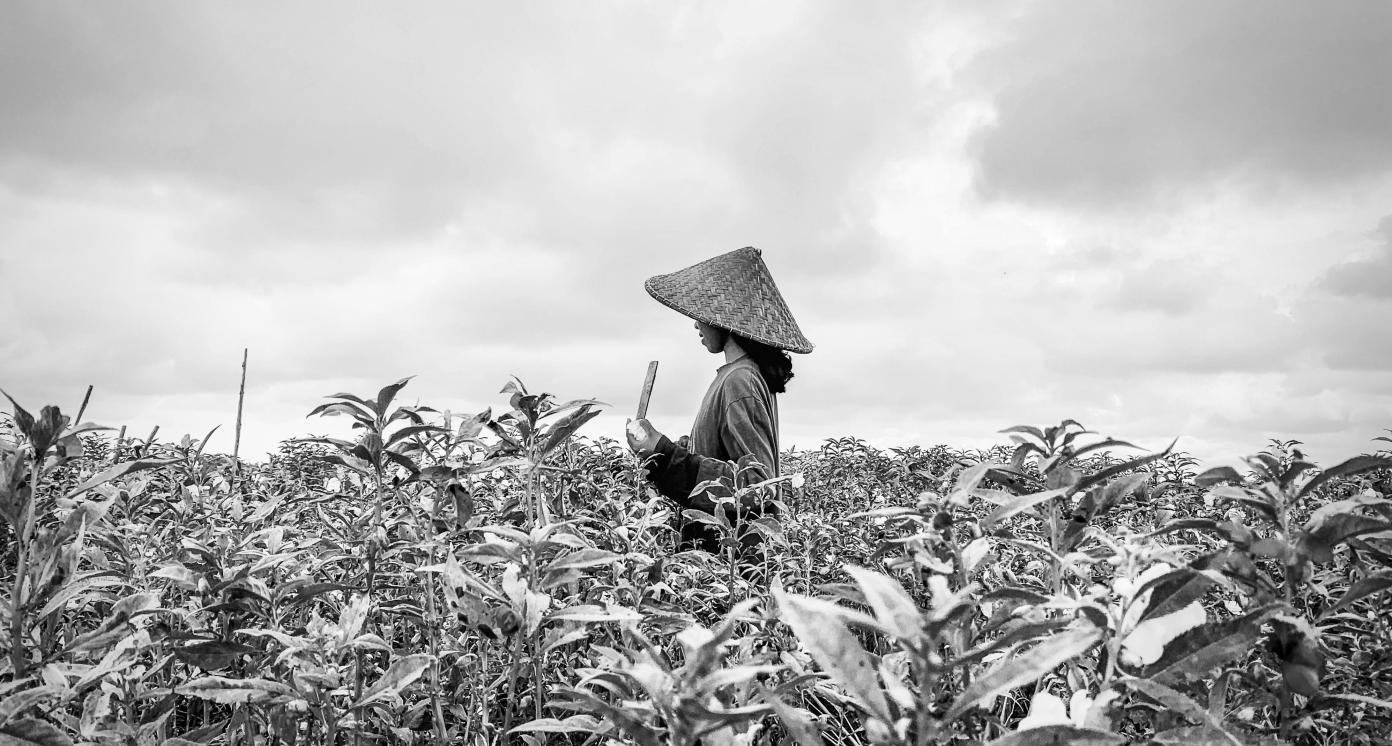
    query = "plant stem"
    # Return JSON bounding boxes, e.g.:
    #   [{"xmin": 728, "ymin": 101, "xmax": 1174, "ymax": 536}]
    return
[
  {"xmin": 9, "ymin": 463, "xmax": 41, "ymax": 678},
  {"xmin": 499, "ymin": 631, "xmax": 525, "ymax": 738},
  {"xmin": 912, "ymin": 646, "xmax": 938, "ymax": 746},
  {"xmin": 478, "ymin": 643, "xmax": 490, "ymax": 742},
  {"xmin": 414, "ymin": 490, "xmax": 450, "ymax": 745}
]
